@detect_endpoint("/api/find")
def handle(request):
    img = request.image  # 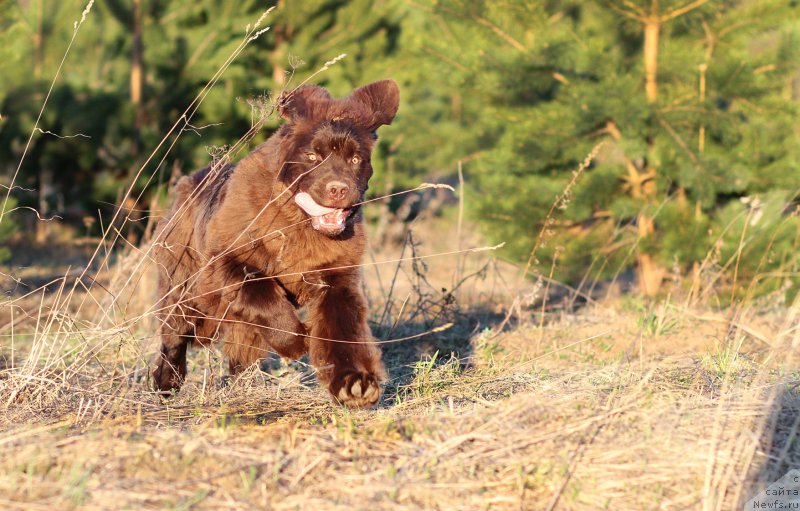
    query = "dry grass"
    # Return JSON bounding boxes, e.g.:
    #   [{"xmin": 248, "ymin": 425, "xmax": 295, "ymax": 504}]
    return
[{"xmin": 1, "ymin": 220, "xmax": 798, "ymax": 510}]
